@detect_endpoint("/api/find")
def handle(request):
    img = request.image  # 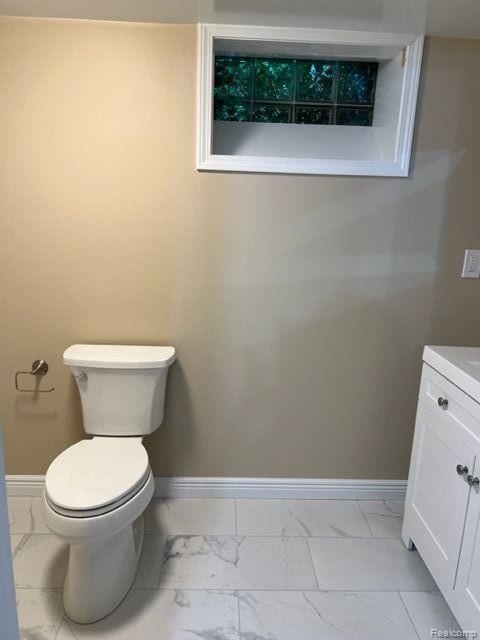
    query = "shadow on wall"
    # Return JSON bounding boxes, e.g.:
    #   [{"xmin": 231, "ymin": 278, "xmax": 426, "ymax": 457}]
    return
[
  {"xmin": 419, "ymin": 39, "xmax": 480, "ymax": 346},
  {"xmin": 145, "ymin": 360, "xmax": 196, "ymax": 479},
  {"xmin": 145, "ymin": 37, "xmax": 469, "ymax": 479},
  {"xmin": 3, "ymin": 29, "xmax": 479, "ymax": 481},
  {"xmin": 14, "ymin": 395, "xmax": 58, "ymax": 424},
  {"xmin": 212, "ymin": 0, "xmax": 427, "ymax": 33}
]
